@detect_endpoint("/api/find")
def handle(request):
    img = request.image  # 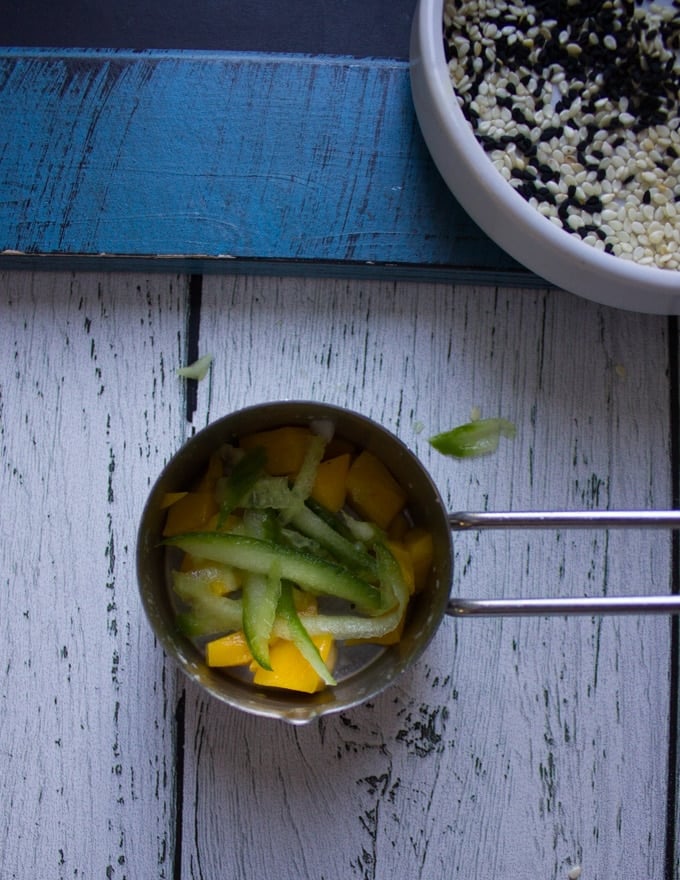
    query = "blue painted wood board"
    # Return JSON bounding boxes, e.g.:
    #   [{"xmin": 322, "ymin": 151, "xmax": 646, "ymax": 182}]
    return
[{"xmin": 0, "ymin": 48, "xmax": 538, "ymax": 283}]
